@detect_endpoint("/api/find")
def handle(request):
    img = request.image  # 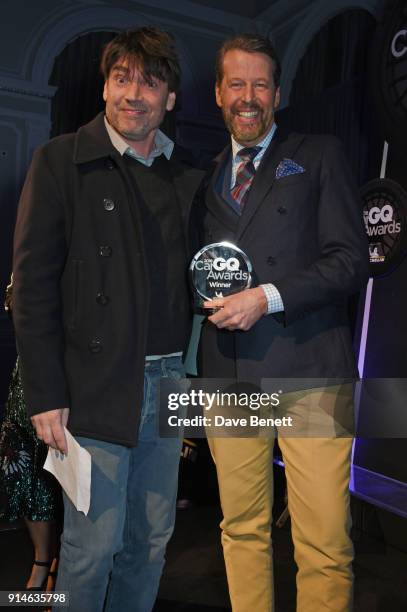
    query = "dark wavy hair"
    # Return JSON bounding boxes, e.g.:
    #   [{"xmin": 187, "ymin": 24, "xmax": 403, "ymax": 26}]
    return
[
  {"xmin": 216, "ymin": 33, "xmax": 281, "ymax": 88},
  {"xmin": 101, "ymin": 26, "xmax": 181, "ymax": 93}
]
